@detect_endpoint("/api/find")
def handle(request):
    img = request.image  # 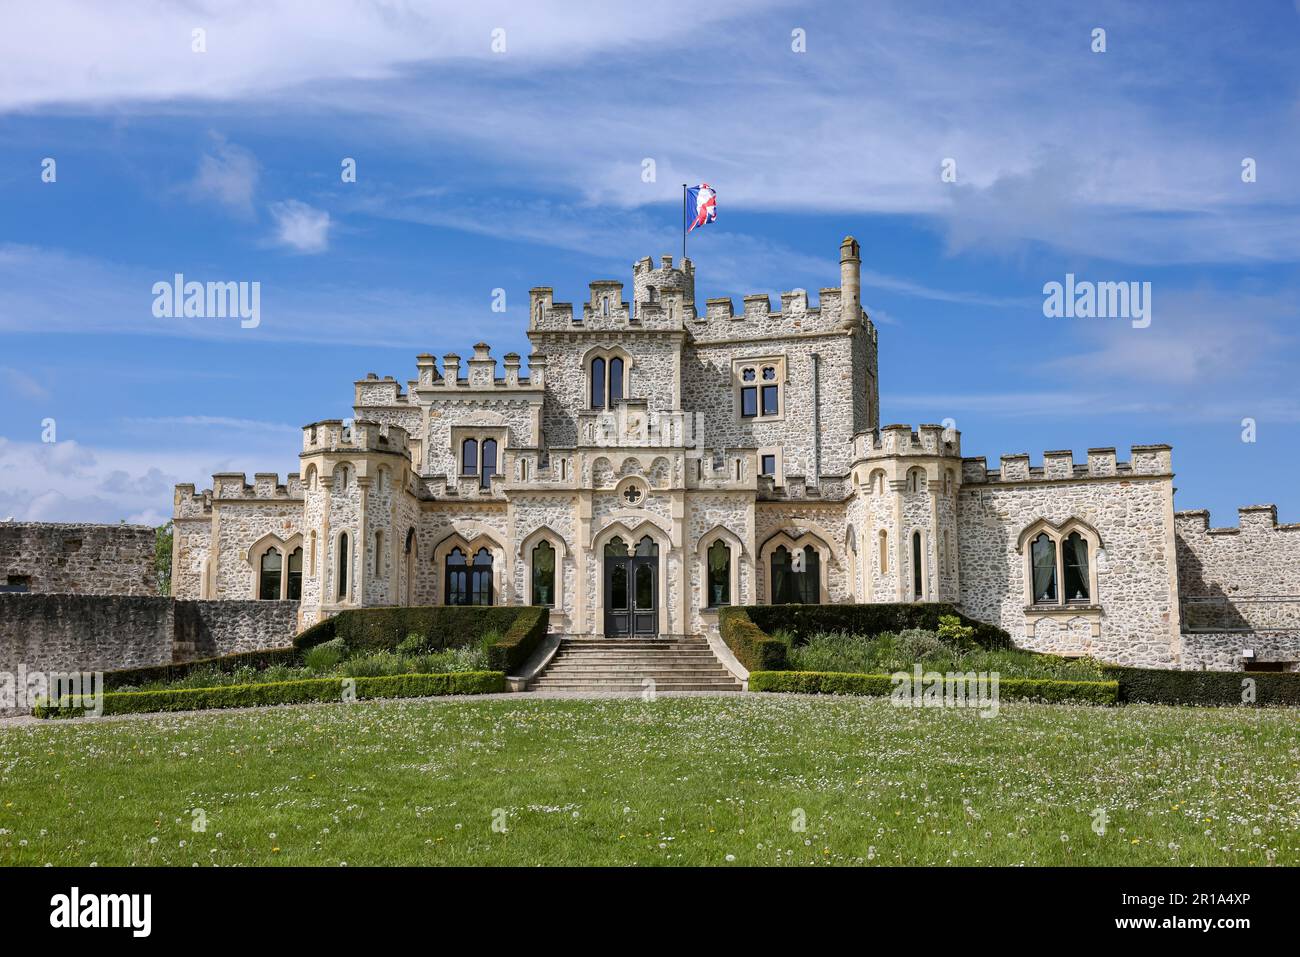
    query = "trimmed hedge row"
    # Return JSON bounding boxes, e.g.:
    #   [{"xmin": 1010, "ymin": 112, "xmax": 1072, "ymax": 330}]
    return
[
  {"xmin": 749, "ymin": 670, "xmax": 1118, "ymax": 705},
  {"xmin": 35, "ymin": 671, "xmax": 506, "ymax": 718},
  {"xmin": 742, "ymin": 602, "xmax": 1011, "ymax": 650},
  {"xmin": 1103, "ymin": 665, "xmax": 1300, "ymax": 707},
  {"xmin": 101, "ymin": 646, "xmax": 300, "ymax": 691},
  {"xmin": 292, "ymin": 605, "xmax": 548, "ymax": 655},
  {"xmin": 718, "ymin": 607, "xmax": 790, "ymax": 672},
  {"xmin": 486, "ymin": 606, "xmax": 549, "ymax": 674}
]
